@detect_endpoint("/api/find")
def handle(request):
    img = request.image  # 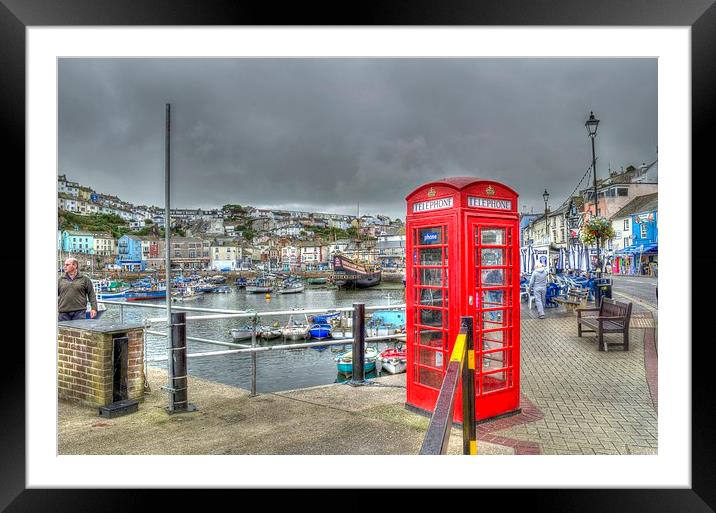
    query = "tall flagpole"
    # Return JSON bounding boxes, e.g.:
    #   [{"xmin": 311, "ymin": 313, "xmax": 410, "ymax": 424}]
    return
[{"xmin": 165, "ymin": 103, "xmax": 174, "ymax": 411}]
